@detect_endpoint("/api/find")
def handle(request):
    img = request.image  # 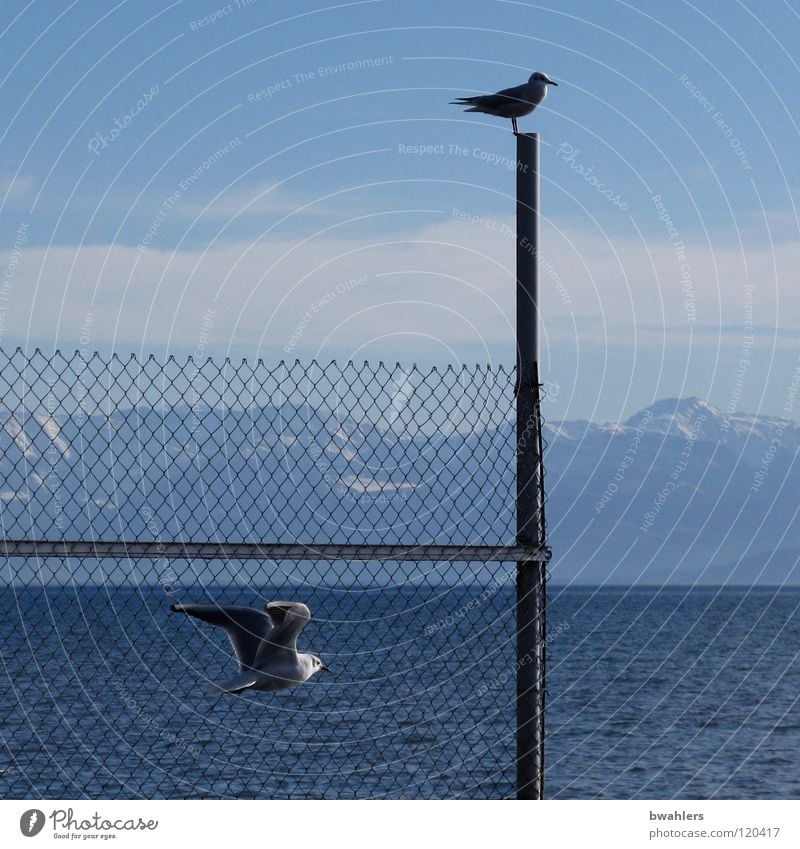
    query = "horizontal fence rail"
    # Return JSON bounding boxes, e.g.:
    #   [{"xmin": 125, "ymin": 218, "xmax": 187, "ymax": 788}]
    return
[
  {"xmin": 0, "ymin": 347, "xmax": 546, "ymax": 799},
  {"xmin": 1, "ymin": 540, "xmax": 550, "ymax": 561}
]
